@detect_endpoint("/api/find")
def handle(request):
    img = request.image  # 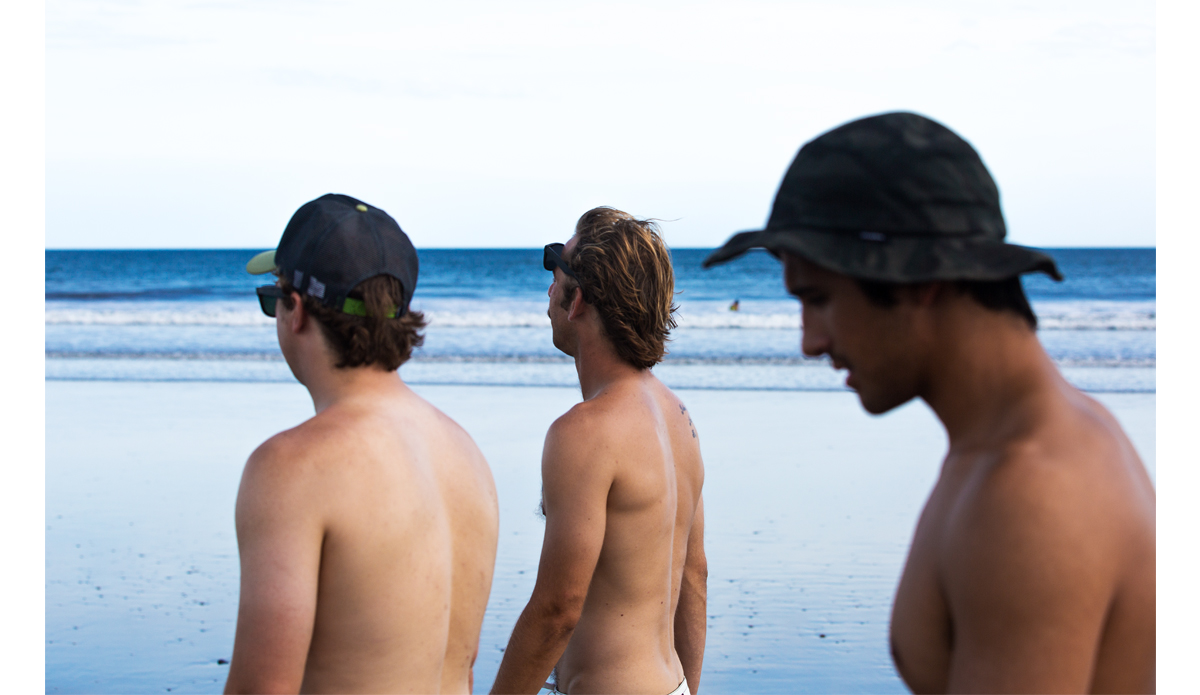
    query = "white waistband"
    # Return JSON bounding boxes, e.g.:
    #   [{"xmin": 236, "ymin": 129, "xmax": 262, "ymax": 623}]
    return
[{"xmin": 555, "ymin": 678, "xmax": 689, "ymax": 695}]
